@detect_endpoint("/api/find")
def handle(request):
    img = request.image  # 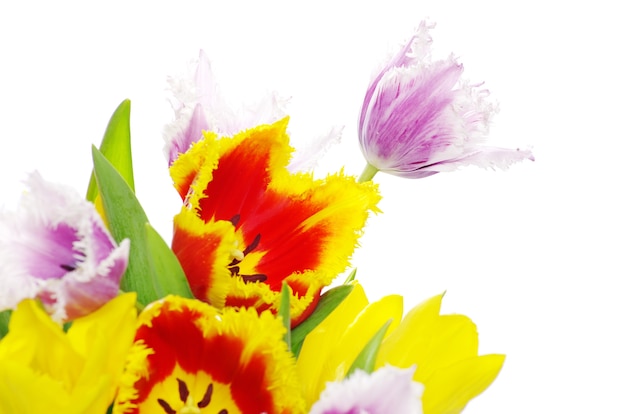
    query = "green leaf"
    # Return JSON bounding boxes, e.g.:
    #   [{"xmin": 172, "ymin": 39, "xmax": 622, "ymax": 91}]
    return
[
  {"xmin": 278, "ymin": 282, "xmax": 291, "ymax": 349},
  {"xmin": 343, "ymin": 268, "xmax": 357, "ymax": 284},
  {"xmin": 144, "ymin": 223, "xmax": 194, "ymax": 299},
  {"xmin": 0, "ymin": 309, "xmax": 11, "ymax": 339},
  {"xmin": 86, "ymin": 99, "xmax": 134, "ymax": 201},
  {"xmin": 91, "ymin": 145, "xmax": 158, "ymax": 305},
  {"xmin": 291, "ymin": 284, "xmax": 354, "ymax": 357},
  {"xmin": 347, "ymin": 319, "xmax": 391, "ymax": 375}
]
